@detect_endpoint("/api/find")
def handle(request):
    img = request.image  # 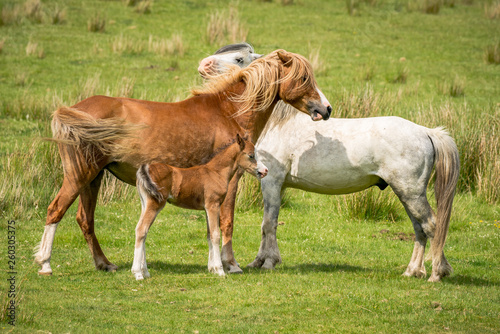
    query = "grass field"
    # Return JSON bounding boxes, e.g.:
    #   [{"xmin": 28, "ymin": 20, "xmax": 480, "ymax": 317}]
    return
[{"xmin": 1, "ymin": 0, "xmax": 499, "ymax": 333}]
